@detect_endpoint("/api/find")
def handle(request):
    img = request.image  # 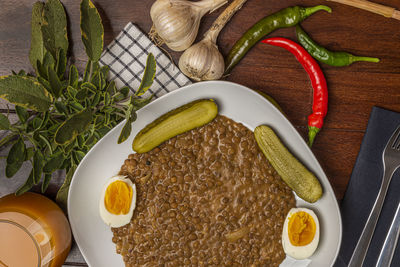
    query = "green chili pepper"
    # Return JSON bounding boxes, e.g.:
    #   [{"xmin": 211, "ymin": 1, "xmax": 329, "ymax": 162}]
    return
[
  {"xmin": 296, "ymin": 25, "xmax": 380, "ymax": 67},
  {"xmin": 224, "ymin": 5, "xmax": 332, "ymax": 74}
]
